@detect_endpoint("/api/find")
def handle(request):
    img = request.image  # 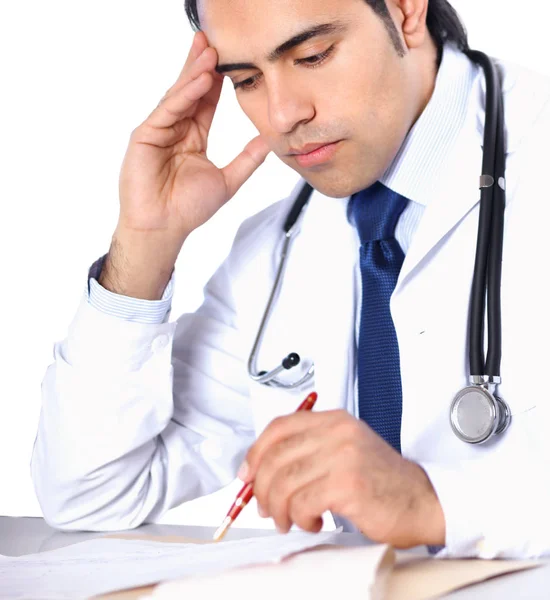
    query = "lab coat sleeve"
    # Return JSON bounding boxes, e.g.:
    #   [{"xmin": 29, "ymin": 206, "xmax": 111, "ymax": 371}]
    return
[
  {"xmin": 31, "ymin": 237, "xmax": 256, "ymax": 532},
  {"xmin": 87, "ymin": 253, "xmax": 175, "ymax": 324},
  {"xmin": 420, "ymin": 409, "xmax": 550, "ymax": 559}
]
